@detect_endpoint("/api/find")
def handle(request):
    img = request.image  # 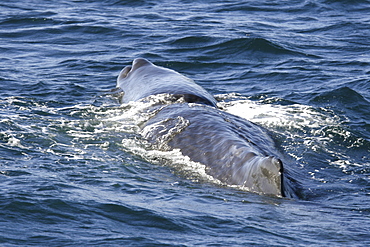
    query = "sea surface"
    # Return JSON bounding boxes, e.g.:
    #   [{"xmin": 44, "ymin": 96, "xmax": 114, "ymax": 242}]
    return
[{"xmin": 1, "ymin": 0, "xmax": 369, "ymax": 246}]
